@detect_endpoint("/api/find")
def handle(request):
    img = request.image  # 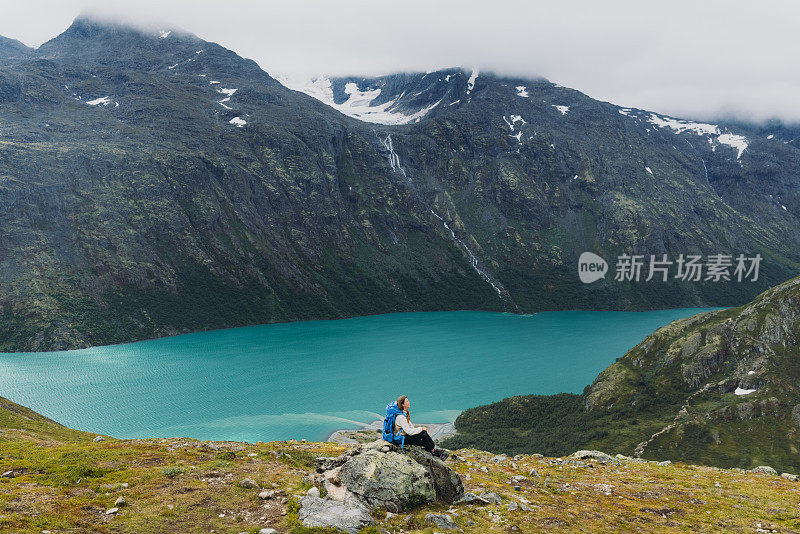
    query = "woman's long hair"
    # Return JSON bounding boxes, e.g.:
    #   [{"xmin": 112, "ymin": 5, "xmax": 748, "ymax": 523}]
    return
[{"xmin": 397, "ymin": 395, "xmax": 410, "ymax": 423}]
